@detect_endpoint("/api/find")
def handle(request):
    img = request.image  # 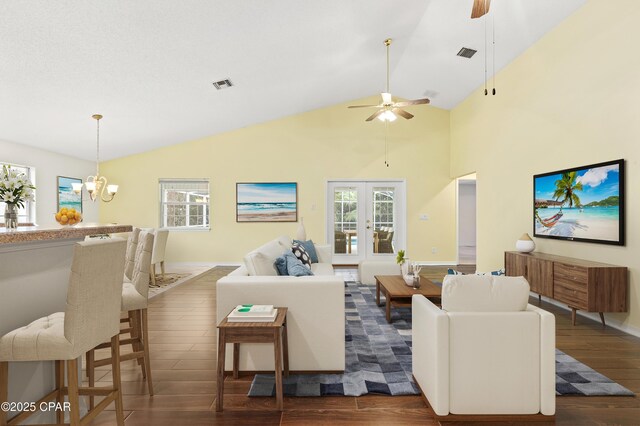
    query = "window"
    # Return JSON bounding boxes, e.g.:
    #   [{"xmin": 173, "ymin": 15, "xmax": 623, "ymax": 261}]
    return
[
  {"xmin": 1, "ymin": 162, "xmax": 36, "ymax": 225},
  {"xmin": 159, "ymin": 179, "xmax": 210, "ymax": 230}
]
